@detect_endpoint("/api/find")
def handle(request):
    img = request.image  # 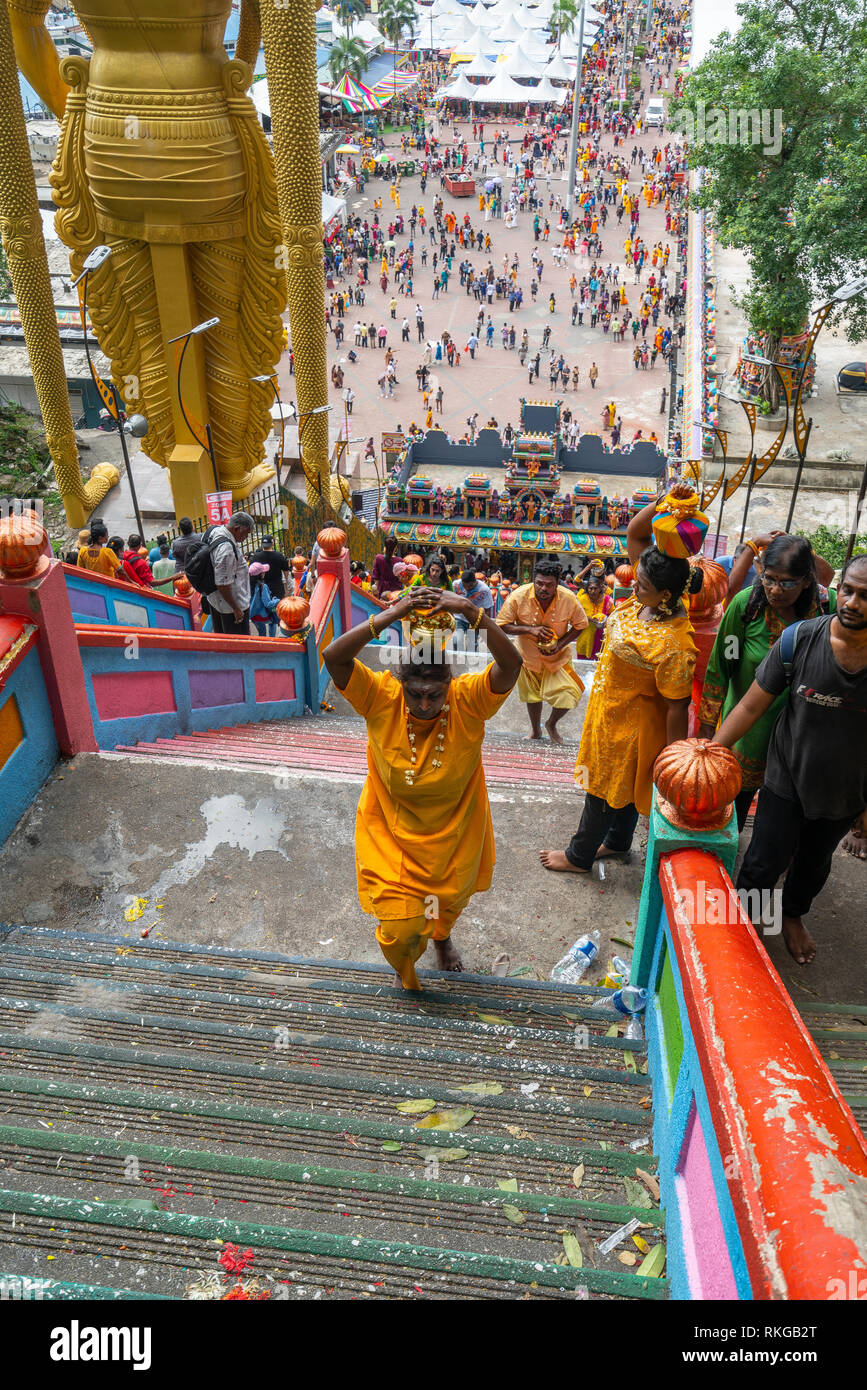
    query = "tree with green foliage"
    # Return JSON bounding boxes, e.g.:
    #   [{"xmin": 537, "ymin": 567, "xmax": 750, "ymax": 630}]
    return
[
  {"xmin": 671, "ymin": 0, "xmax": 867, "ymax": 406},
  {"xmin": 328, "ymin": 36, "xmax": 369, "ymax": 89},
  {"xmin": 333, "ymin": 0, "xmax": 367, "ymax": 36},
  {"xmin": 550, "ymin": 0, "xmax": 579, "ymax": 43},
  {"xmin": 378, "ymin": 0, "xmax": 417, "ymax": 105}
]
